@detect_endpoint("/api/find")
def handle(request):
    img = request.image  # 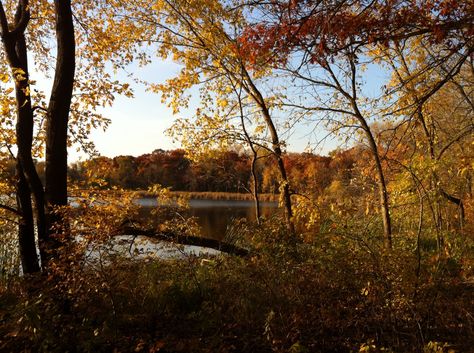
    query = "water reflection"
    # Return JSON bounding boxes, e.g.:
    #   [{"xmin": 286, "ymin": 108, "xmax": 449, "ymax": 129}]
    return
[{"xmin": 137, "ymin": 198, "xmax": 279, "ymax": 240}]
